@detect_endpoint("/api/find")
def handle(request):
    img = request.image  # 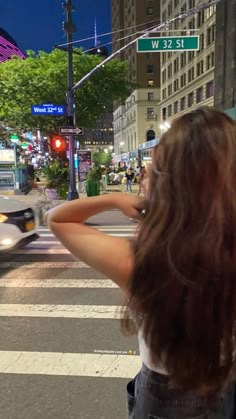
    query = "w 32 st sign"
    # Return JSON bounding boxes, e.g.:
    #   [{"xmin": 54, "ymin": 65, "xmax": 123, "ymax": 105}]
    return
[
  {"xmin": 137, "ymin": 36, "xmax": 199, "ymax": 52},
  {"xmin": 31, "ymin": 104, "xmax": 65, "ymax": 115}
]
